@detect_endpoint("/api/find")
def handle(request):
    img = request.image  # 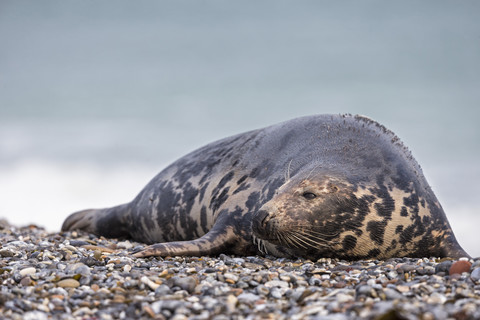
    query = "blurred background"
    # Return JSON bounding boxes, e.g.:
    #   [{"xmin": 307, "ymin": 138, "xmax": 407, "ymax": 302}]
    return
[{"xmin": 1, "ymin": 1, "xmax": 479, "ymax": 256}]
